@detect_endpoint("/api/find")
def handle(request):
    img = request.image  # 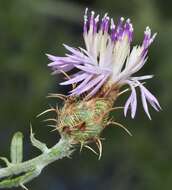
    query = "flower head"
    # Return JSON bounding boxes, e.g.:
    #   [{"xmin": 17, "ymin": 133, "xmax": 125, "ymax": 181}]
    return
[{"xmin": 47, "ymin": 9, "xmax": 161, "ymax": 119}]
